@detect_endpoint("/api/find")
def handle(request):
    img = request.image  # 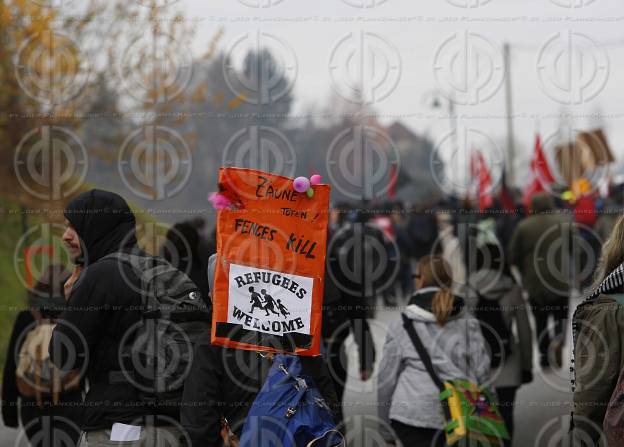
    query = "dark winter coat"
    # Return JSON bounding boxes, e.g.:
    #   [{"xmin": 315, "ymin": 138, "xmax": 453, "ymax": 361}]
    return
[
  {"xmin": 573, "ymin": 263, "xmax": 624, "ymax": 445},
  {"xmin": 49, "ymin": 189, "xmax": 151, "ymax": 430},
  {"xmin": 507, "ymin": 193, "xmax": 574, "ymax": 305}
]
